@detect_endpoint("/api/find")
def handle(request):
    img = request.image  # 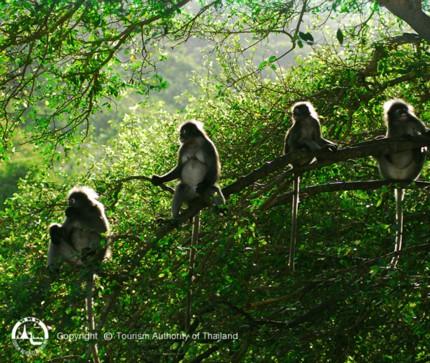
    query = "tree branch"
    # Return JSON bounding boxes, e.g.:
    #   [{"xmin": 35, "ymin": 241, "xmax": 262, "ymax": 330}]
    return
[
  {"xmin": 115, "ymin": 175, "xmax": 174, "ymax": 194},
  {"xmin": 223, "ymin": 134, "xmax": 430, "ymax": 197},
  {"xmin": 109, "ymin": 175, "xmax": 174, "ymax": 208},
  {"xmin": 262, "ymin": 180, "xmax": 430, "ymax": 210},
  {"xmin": 112, "ymin": 135, "xmax": 430, "ymax": 223},
  {"xmin": 379, "ymin": 0, "xmax": 430, "ymax": 42}
]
